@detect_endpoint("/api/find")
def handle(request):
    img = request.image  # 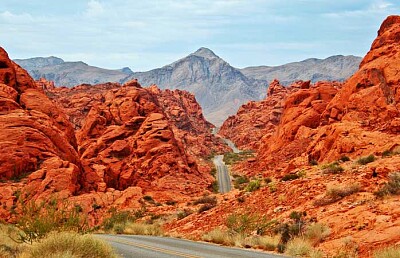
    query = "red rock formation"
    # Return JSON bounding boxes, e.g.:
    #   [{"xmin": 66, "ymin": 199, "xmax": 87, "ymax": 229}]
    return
[
  {"xmin": 0, "ymin": 47, "xmax": 225, "ymax": 224},
  {"xmin": 0, "ymin": 47, "xmax": 82, "ymax": 221},
  {"xmin": 46, "ymin": 82, "xmax": 226, "ymax": 199},
  {"xmin": 220, "ymin": 79, "xmax": 296, "ymax": 150},
  {"xmin": 199, "ymin": 15, "xmax": 400, "ymax": 256}
]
